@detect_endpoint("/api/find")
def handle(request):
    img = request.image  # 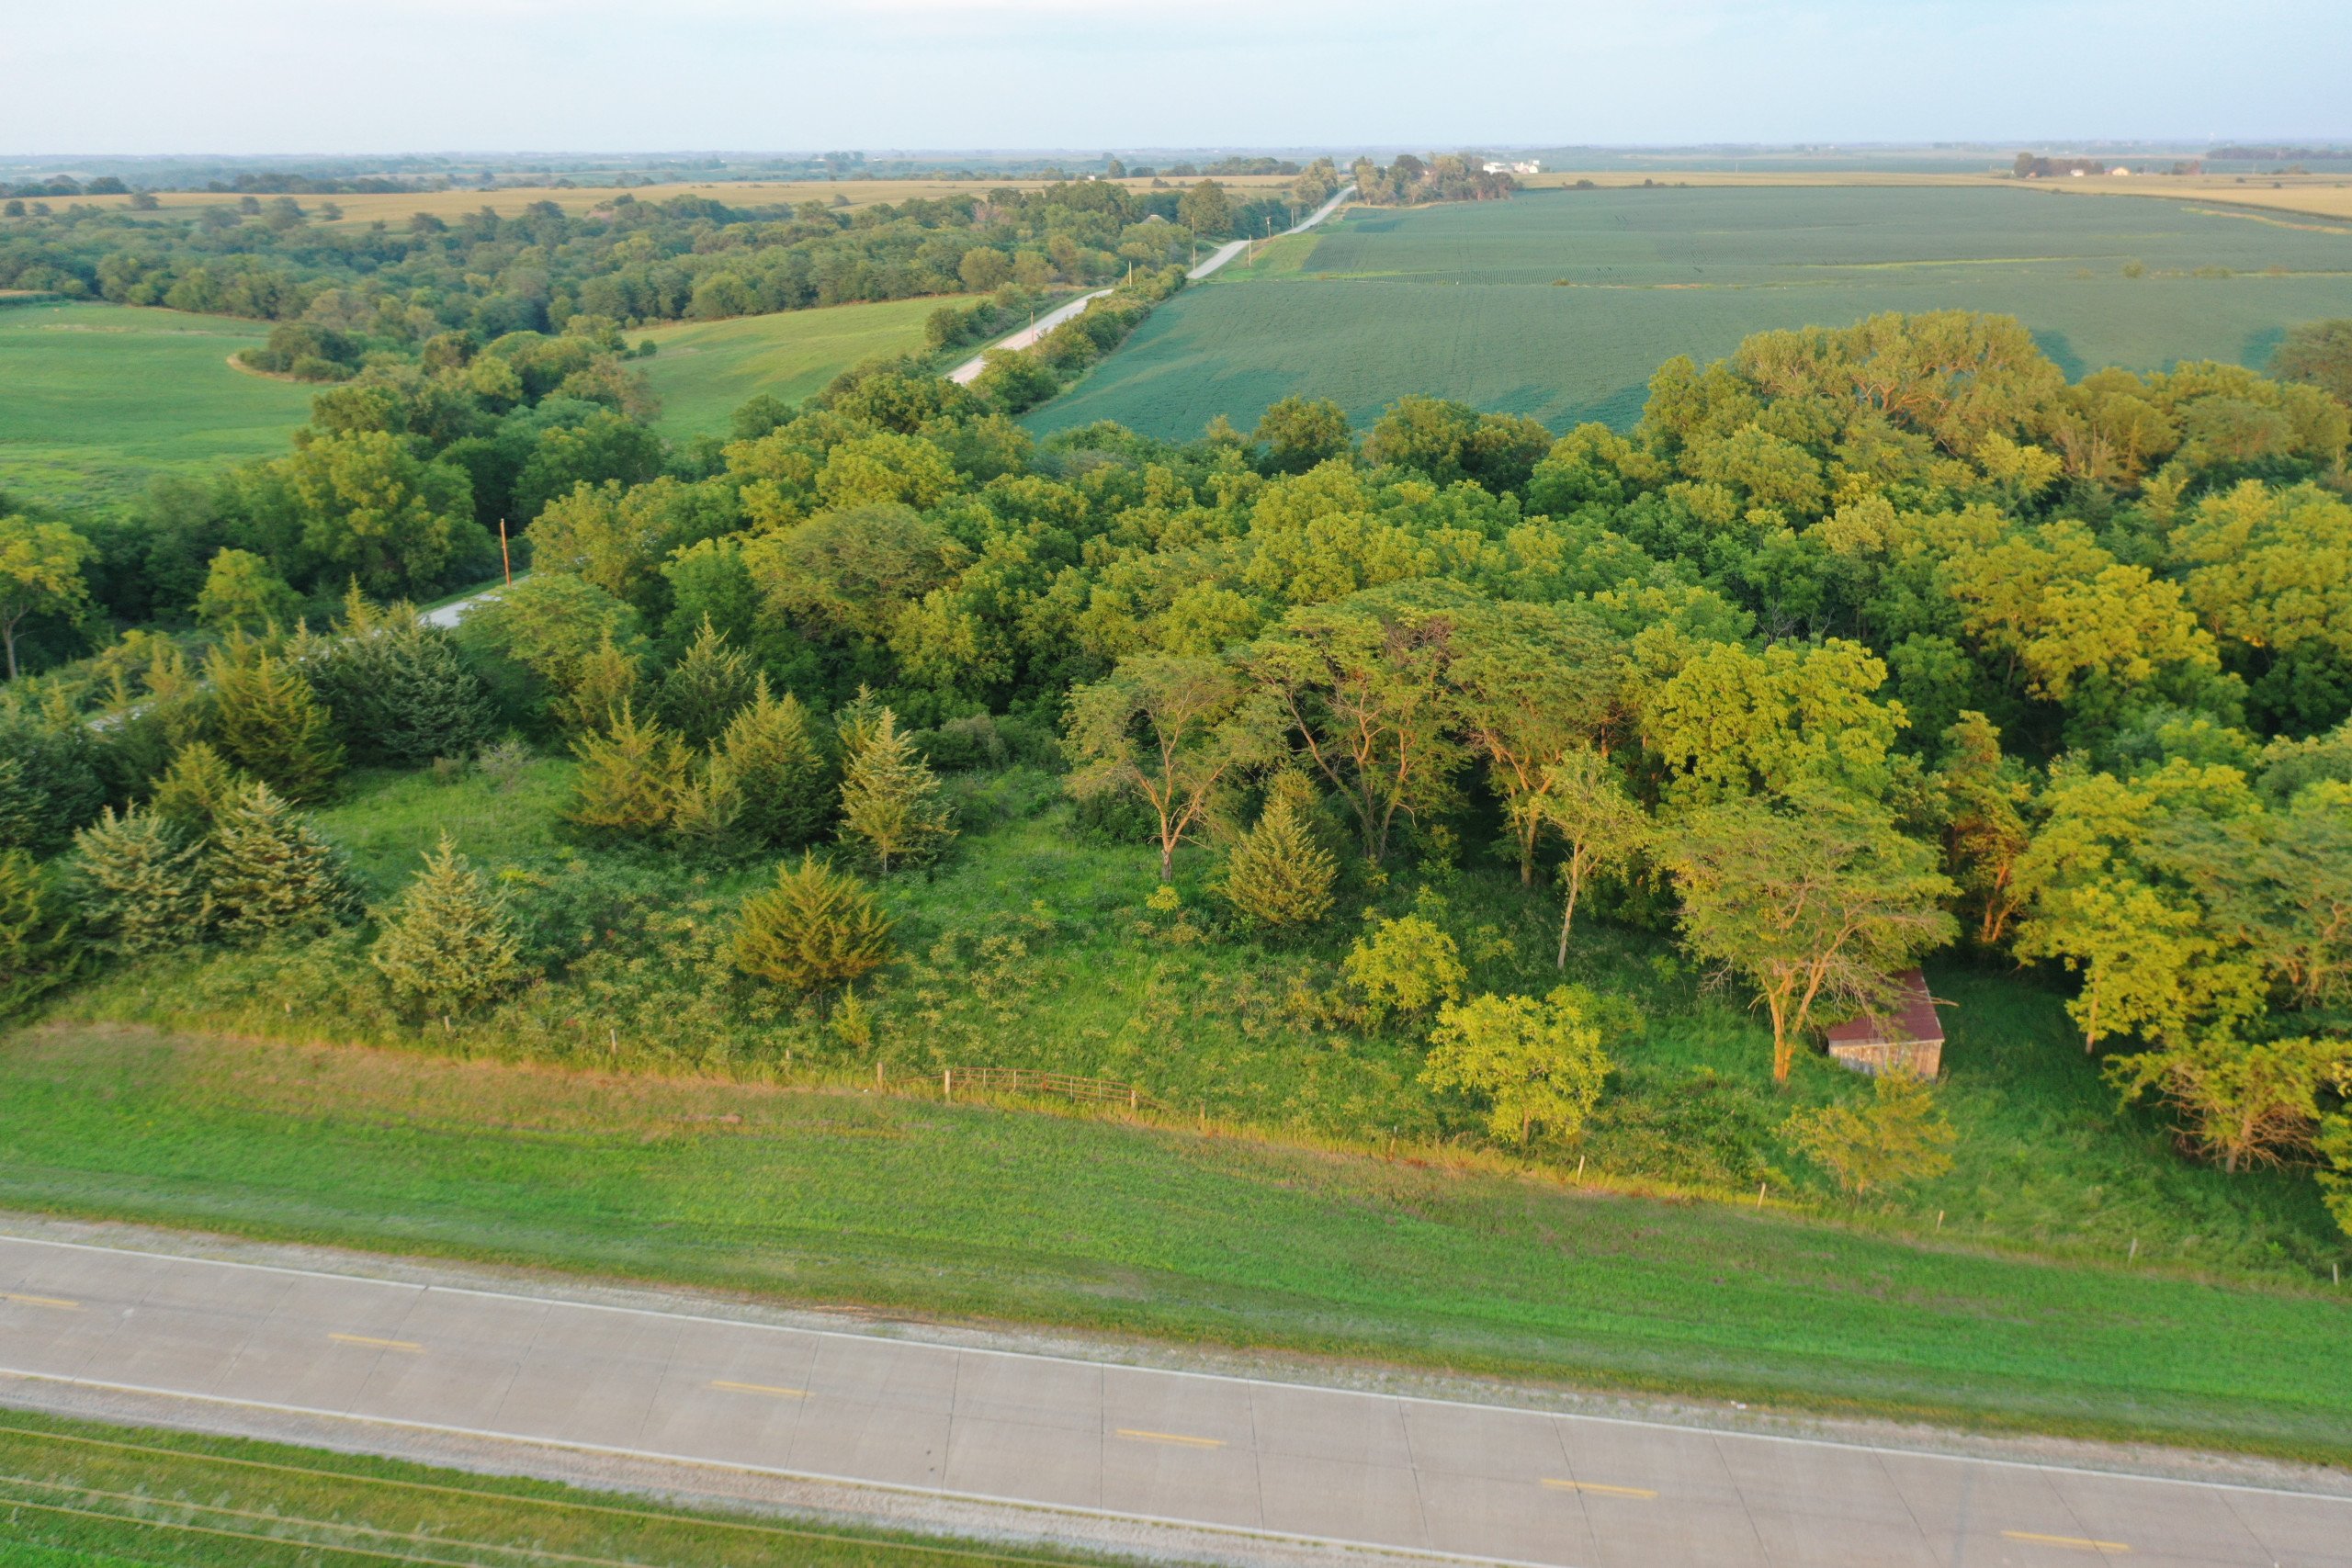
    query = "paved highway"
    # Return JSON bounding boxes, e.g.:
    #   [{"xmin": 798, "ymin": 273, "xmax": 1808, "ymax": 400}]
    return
[
  {"xmin": 946, "ymin": 184, "xmax": 1356, "ymax": 385},
  {"xmin": 1, "ymin": 1235, "xmax": 2342, "ymax": 1567}
]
